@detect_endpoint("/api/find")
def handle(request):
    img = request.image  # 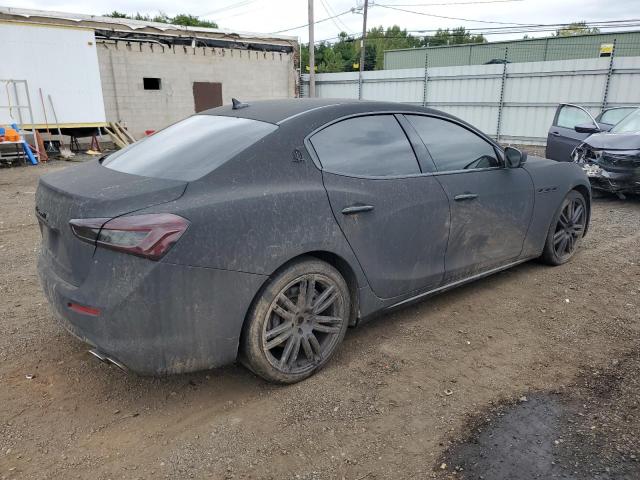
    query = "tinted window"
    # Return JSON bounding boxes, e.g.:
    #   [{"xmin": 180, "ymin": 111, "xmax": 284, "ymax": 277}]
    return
[
  {"xmin": 102, "ymin": 115, "xmax": 277, "ymax": 181},
  {"xmin": 598, "ymin": 107, "xmax": 635, "ymax": 126},
  {"xmin": 406, "ymin": 115, "xmax": 499, "ymax": 172},
  {"xmin": 556, "ymin": 105, "xmax": 593, "ymax": 128},
  {"xmin": 310, "ymin": 115, "xmax": 420, "ymax": 177}
]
